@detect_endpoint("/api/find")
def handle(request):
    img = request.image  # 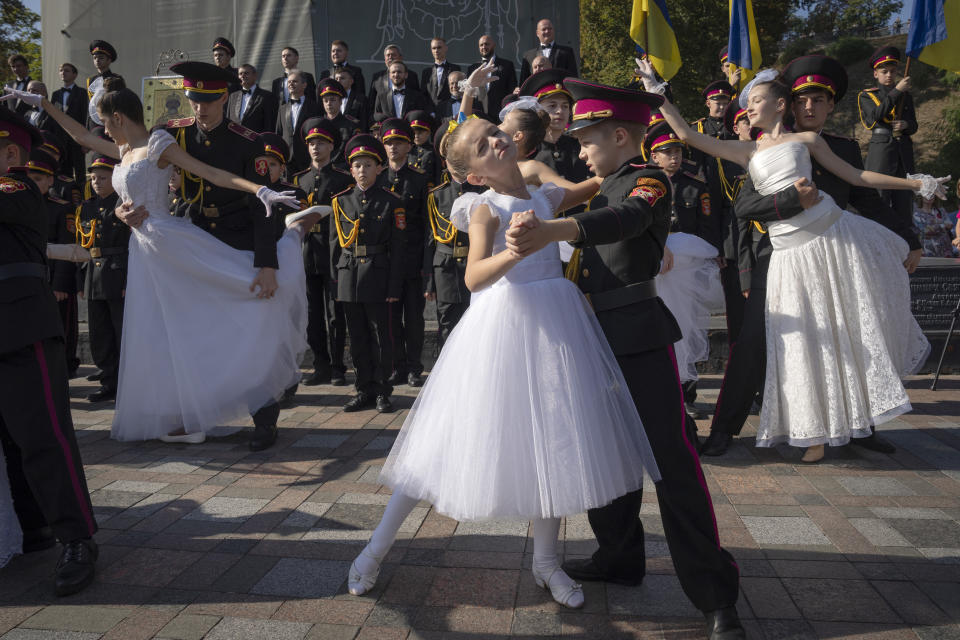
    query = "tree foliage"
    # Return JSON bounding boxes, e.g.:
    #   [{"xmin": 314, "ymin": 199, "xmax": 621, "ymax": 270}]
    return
[
  {"xmin": 0, "ymin": 0, "xmax": 41, "ymax": 85},
  {"xmin": 580, "ymin": 0, "xmax": 799, "ymax": 116},
  {"xmin": 791, "ymin": 0, "xmax": 902, "ymax": 39}
]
